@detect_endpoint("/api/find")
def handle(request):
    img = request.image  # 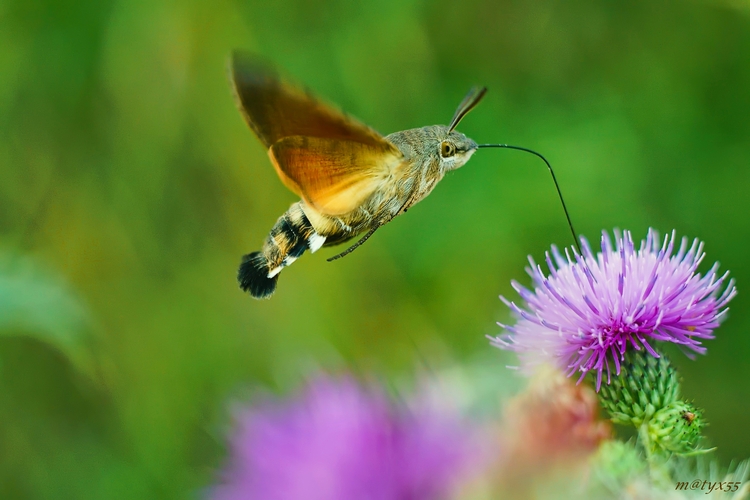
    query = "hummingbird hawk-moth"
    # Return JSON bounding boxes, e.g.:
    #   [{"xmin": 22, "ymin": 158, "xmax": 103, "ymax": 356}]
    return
[{"xmin": 229, "ymin": 51, "xmax": 577, "ymax": 299}]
